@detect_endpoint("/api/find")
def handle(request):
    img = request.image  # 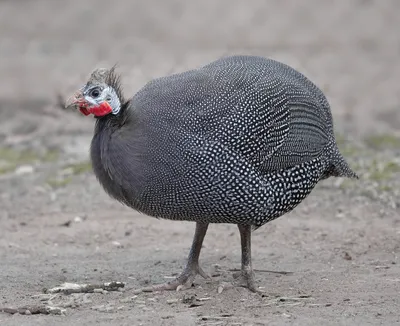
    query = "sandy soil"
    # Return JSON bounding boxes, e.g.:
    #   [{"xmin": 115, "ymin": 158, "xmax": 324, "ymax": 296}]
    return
[{"xmin": 1, "ymin": 1, "xmax": 400, "ymax": 325}]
